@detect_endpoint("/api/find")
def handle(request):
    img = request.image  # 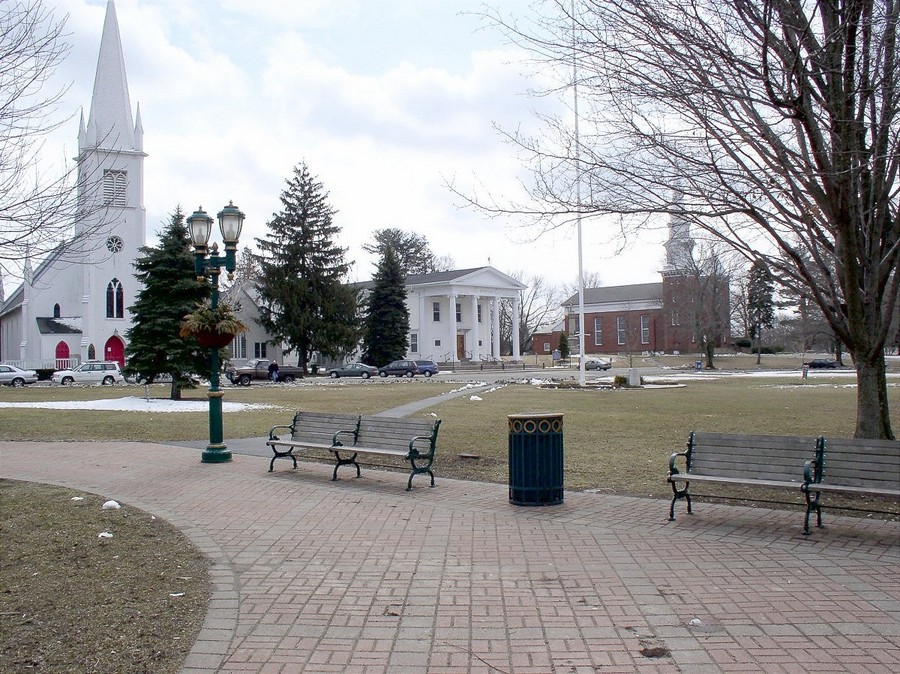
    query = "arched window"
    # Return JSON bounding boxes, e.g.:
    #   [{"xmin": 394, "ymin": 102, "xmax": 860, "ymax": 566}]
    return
[
  {"xmin": 106, "ymin": 279, "xmax": 124, "ymax": 318},
  {"xmin": 88, "ymin": 344, "xmax": 96, "ymax": 360},
  {"xmin": 53, "ymin": 303, "xmax": 61, "ymax": 318}
]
